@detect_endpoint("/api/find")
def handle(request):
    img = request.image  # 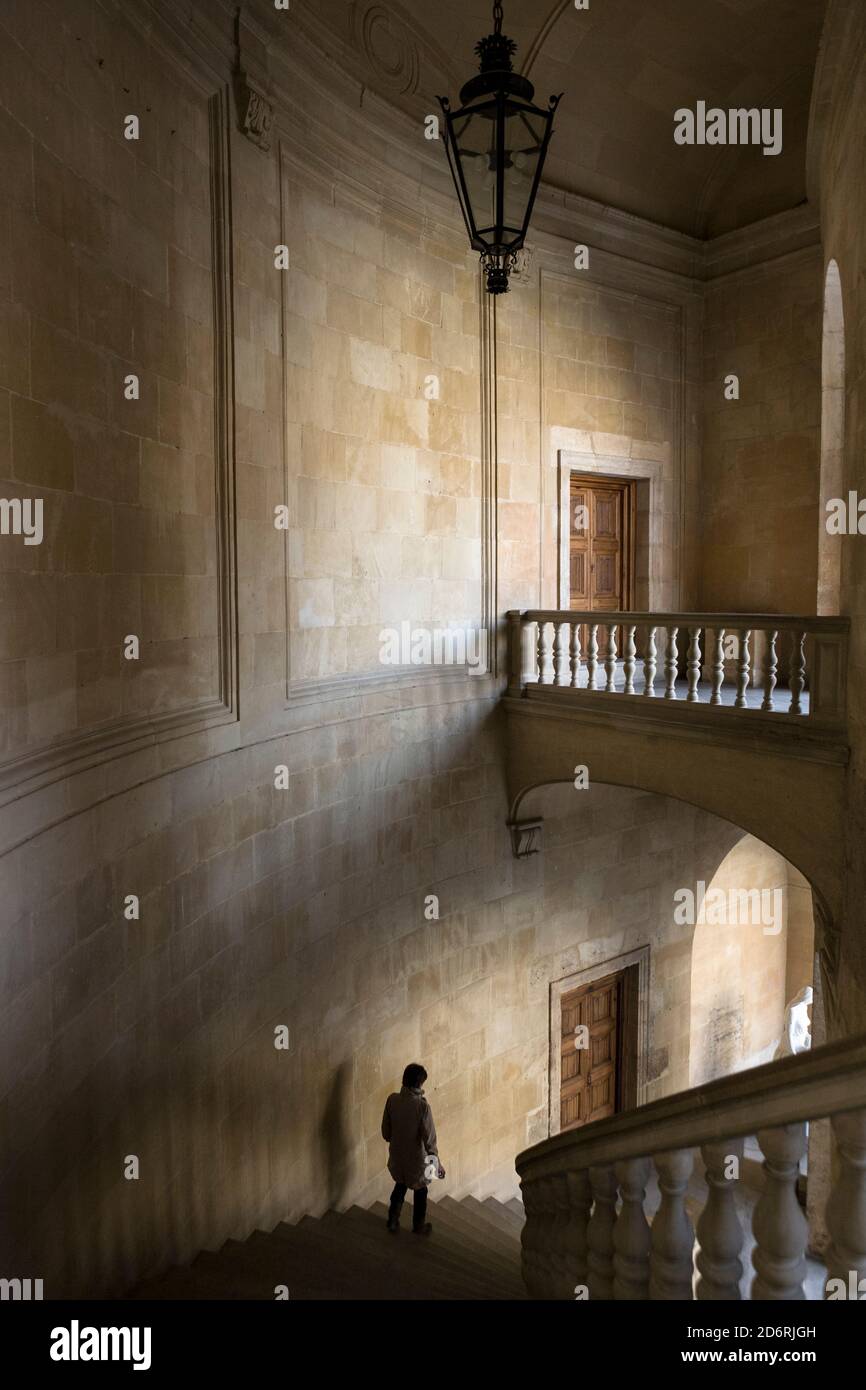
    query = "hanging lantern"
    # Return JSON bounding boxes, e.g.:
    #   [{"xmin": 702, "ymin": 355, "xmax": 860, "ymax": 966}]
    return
[{"xmin": 438, "ymin": 0, "xmax": 562, "ymax": 294}]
